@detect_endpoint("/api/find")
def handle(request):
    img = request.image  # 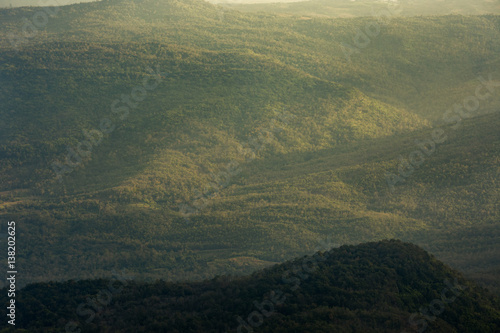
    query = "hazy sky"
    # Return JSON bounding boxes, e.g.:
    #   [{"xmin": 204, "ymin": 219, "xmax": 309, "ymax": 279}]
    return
[
  {"xmin": 0, "ymin": 0, "xmax": 100, "ymax": 8},
  {"xmin": 208, "ymin": 0, "xmax": 304, "ymax": 3},
  {"xmin": 0, "ymin": 0, "xmax": 306, "ymax": 8}
]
